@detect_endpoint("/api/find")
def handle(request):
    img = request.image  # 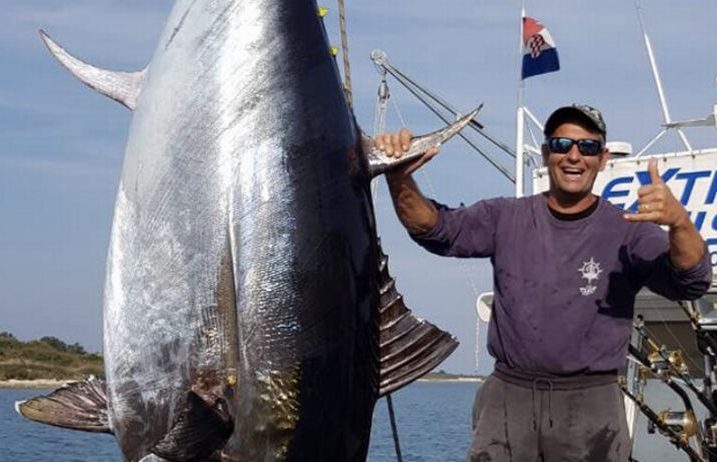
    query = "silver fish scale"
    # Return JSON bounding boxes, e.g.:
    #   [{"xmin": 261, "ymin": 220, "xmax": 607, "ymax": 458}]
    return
[{"xmin": 102, "ymin": 1, "xmax": 378, "ymax": 460}]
